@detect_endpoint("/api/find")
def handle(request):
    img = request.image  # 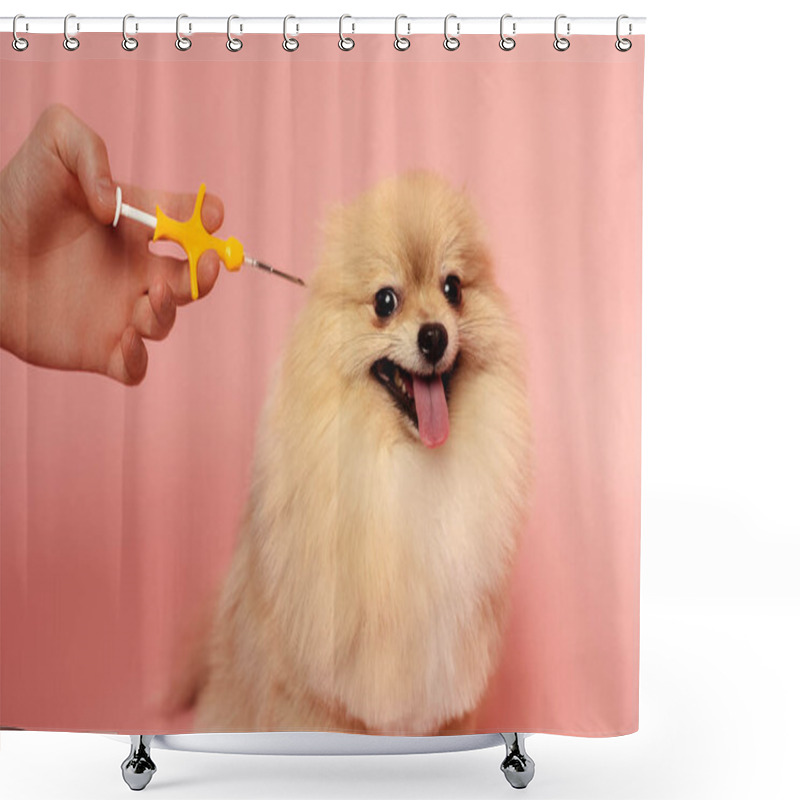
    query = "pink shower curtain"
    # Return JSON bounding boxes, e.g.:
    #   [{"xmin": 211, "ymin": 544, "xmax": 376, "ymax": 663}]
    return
[{"xmin": 0, "ymin": 32, "xmax": 643, "ymax": 737}]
